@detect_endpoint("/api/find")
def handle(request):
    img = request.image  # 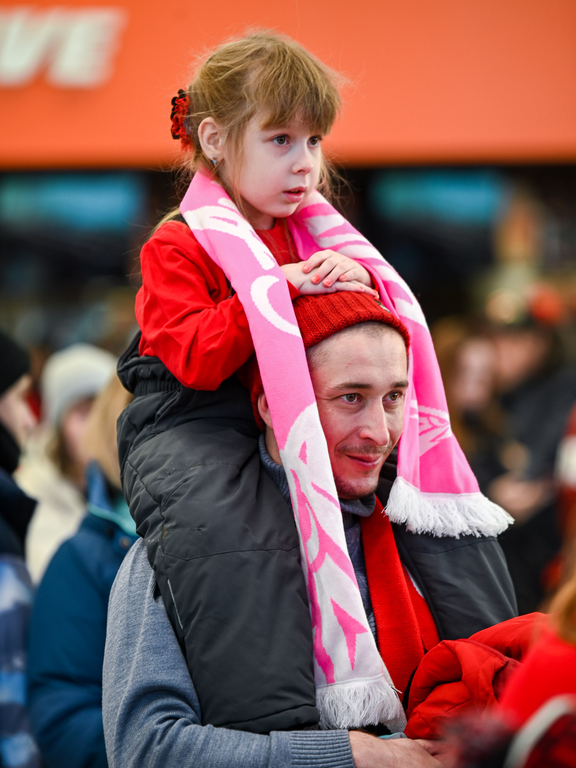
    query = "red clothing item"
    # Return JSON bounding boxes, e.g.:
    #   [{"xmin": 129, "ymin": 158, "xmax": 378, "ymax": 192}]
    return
[
  {"xmin": 404, "ymin": 565, "xmax": 440, "ymax": 654},
  {"xmin": 361, "ymin": 500, "xmax": 439, "ymax": 697},
  {"xmin": 523, "ymin": 709, "xmax": 576, "ymax": 768},
  {"xmin": 404, "ymin": 613, "xmax": 541, "ymax": 739},
  {"xmin": 137, "ymin": 219, "xmax": 300, "ymax": 390},
  {"xmin": 499, "ymin": 627, "xmax": 576, "ymax": 727}
]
